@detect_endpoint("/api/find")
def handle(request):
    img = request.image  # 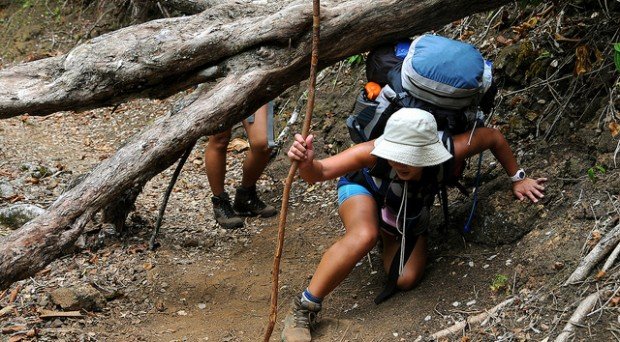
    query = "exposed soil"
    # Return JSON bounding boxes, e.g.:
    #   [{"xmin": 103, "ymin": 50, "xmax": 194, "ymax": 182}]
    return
[{"xmin": 1, "ymin": 1, "xmax": 620, "ymax": 341}]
